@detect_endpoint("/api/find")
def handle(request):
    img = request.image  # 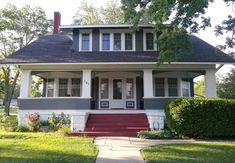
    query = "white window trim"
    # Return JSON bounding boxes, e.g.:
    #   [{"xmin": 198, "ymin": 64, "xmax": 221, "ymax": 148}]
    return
[
  {"xmin": 79, "ymin": 30, "xmax": 92, "ymax": 51},
  {"xmin": 99, "ymin": 29, "xmax": 136, "ymax": 51},
  {"xmin": 153, "ymin": 76, "xmax": 191, "ymax": 98},
  {"xmin": 143, "ymin": 29, "xmax": 157, "ymax": 51}
]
